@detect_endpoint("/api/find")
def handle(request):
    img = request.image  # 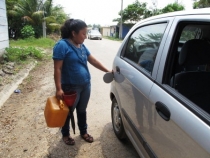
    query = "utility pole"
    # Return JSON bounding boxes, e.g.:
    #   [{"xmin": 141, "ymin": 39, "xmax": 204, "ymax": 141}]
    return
[
  {"xmin": 42, "ymin": 0, "xmax": 46, "ymax": 38},
  {"xmin": 42, "ymin": 20, "xmax": 46, "ymax": 38},
  {"xmin": 119, "ymin": 0, "xmax": 123, "ymax": 39}
]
